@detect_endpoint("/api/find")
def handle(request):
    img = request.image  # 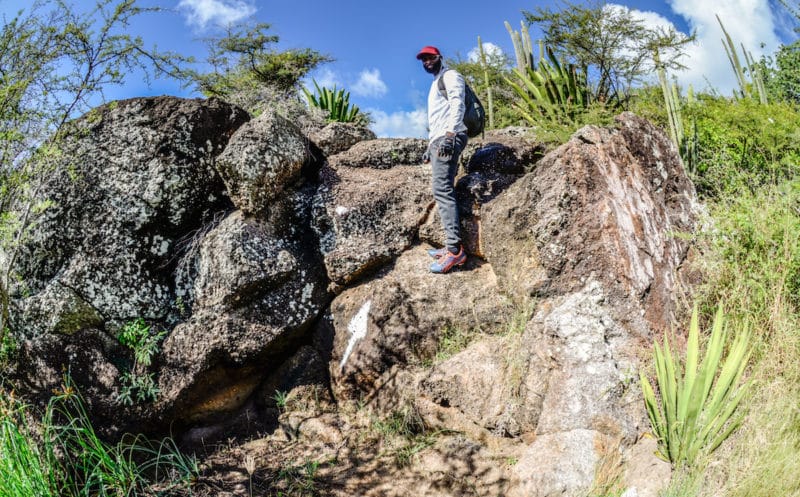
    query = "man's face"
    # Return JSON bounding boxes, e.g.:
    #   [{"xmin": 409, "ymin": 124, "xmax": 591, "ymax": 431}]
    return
[{"xmin": 420, "ymin": 54, "xmax": 441, "ymax": 74}]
